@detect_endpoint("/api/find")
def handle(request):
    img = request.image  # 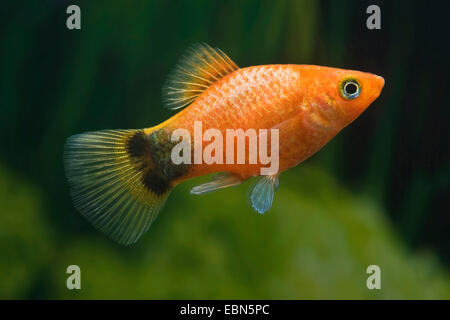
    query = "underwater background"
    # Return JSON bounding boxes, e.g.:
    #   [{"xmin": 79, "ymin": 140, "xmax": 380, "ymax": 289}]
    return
[{"xmin": 1, "ymin": 0, "xmax": 449, "ymax": 299}]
